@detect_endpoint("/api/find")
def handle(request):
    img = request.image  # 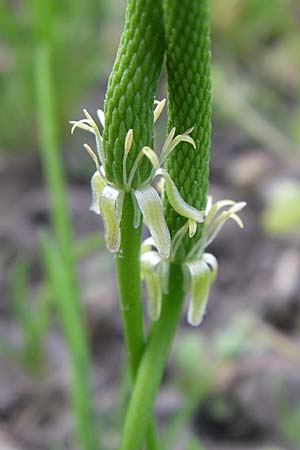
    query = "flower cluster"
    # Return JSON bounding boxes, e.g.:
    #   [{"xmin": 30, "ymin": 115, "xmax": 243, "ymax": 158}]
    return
[
  {"xmin": 71, "ymin": 100, "xmax": 246, "ymax": 326},
  {"xmin": 141, "ymin": 197, "xmax": 246, "ymax": 326},
  {"xmin": 70, "ymin": 99, "xmax": 204, "ymax": 258}
]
